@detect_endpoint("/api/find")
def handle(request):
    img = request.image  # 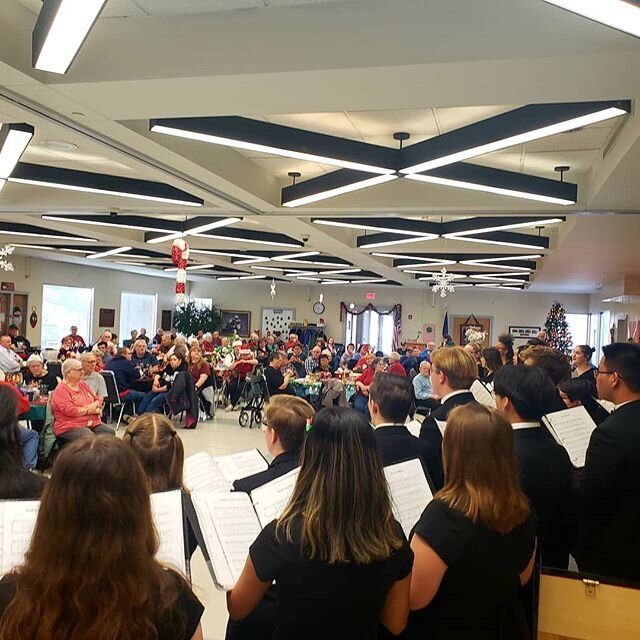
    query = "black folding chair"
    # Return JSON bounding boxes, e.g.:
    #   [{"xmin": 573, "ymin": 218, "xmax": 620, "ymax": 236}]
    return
[{"xmin": 100, "ymin": 370, "xmax": 134, "ymax": 432}]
